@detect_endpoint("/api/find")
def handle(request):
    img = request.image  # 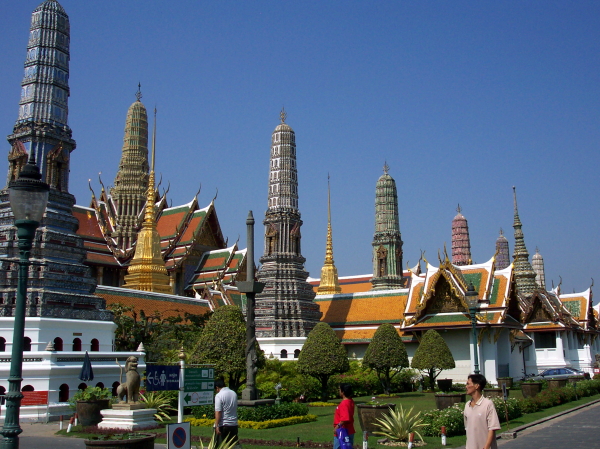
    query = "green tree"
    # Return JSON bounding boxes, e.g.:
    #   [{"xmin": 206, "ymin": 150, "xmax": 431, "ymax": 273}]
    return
[
  {"xmin": 297, "ymin": 322, "xmax": 349, "ymax": 401},
  {"xmin": 363, "ymin": 323, "xmax": 409, "ymax": 394},
  {"xmin": 193, "ymin": 305, "xmax": 264, "ymax": 391},
  {"xmin": 410, "ymin": 329, "xmax": 455, "ymax": 390}
]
